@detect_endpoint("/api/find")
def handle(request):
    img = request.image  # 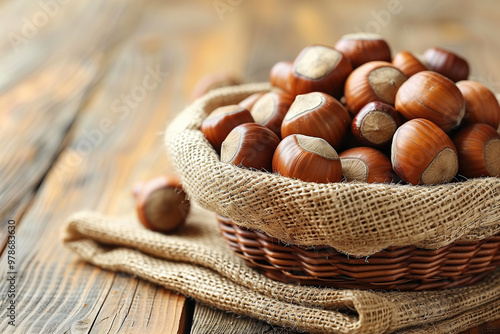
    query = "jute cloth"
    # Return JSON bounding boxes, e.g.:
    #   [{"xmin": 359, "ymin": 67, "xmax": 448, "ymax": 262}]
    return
[
  {"xmin": 165, "ymin": 82, "xmax": 500, "ymax": 257},
  {"xmin": 62, "ymin": 205, "xmax": 500, "ymax": 334}
]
